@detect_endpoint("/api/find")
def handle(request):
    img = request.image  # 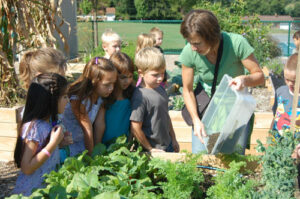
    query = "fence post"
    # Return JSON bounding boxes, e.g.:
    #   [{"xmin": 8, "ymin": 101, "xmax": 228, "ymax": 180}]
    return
[
  {"xmin": 288, "ymin": 21, "xmax": 291, "ymax": 56},
  {"xmin": 291, "ymin": 53, "xmax": 300, "ymax": 134}
]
